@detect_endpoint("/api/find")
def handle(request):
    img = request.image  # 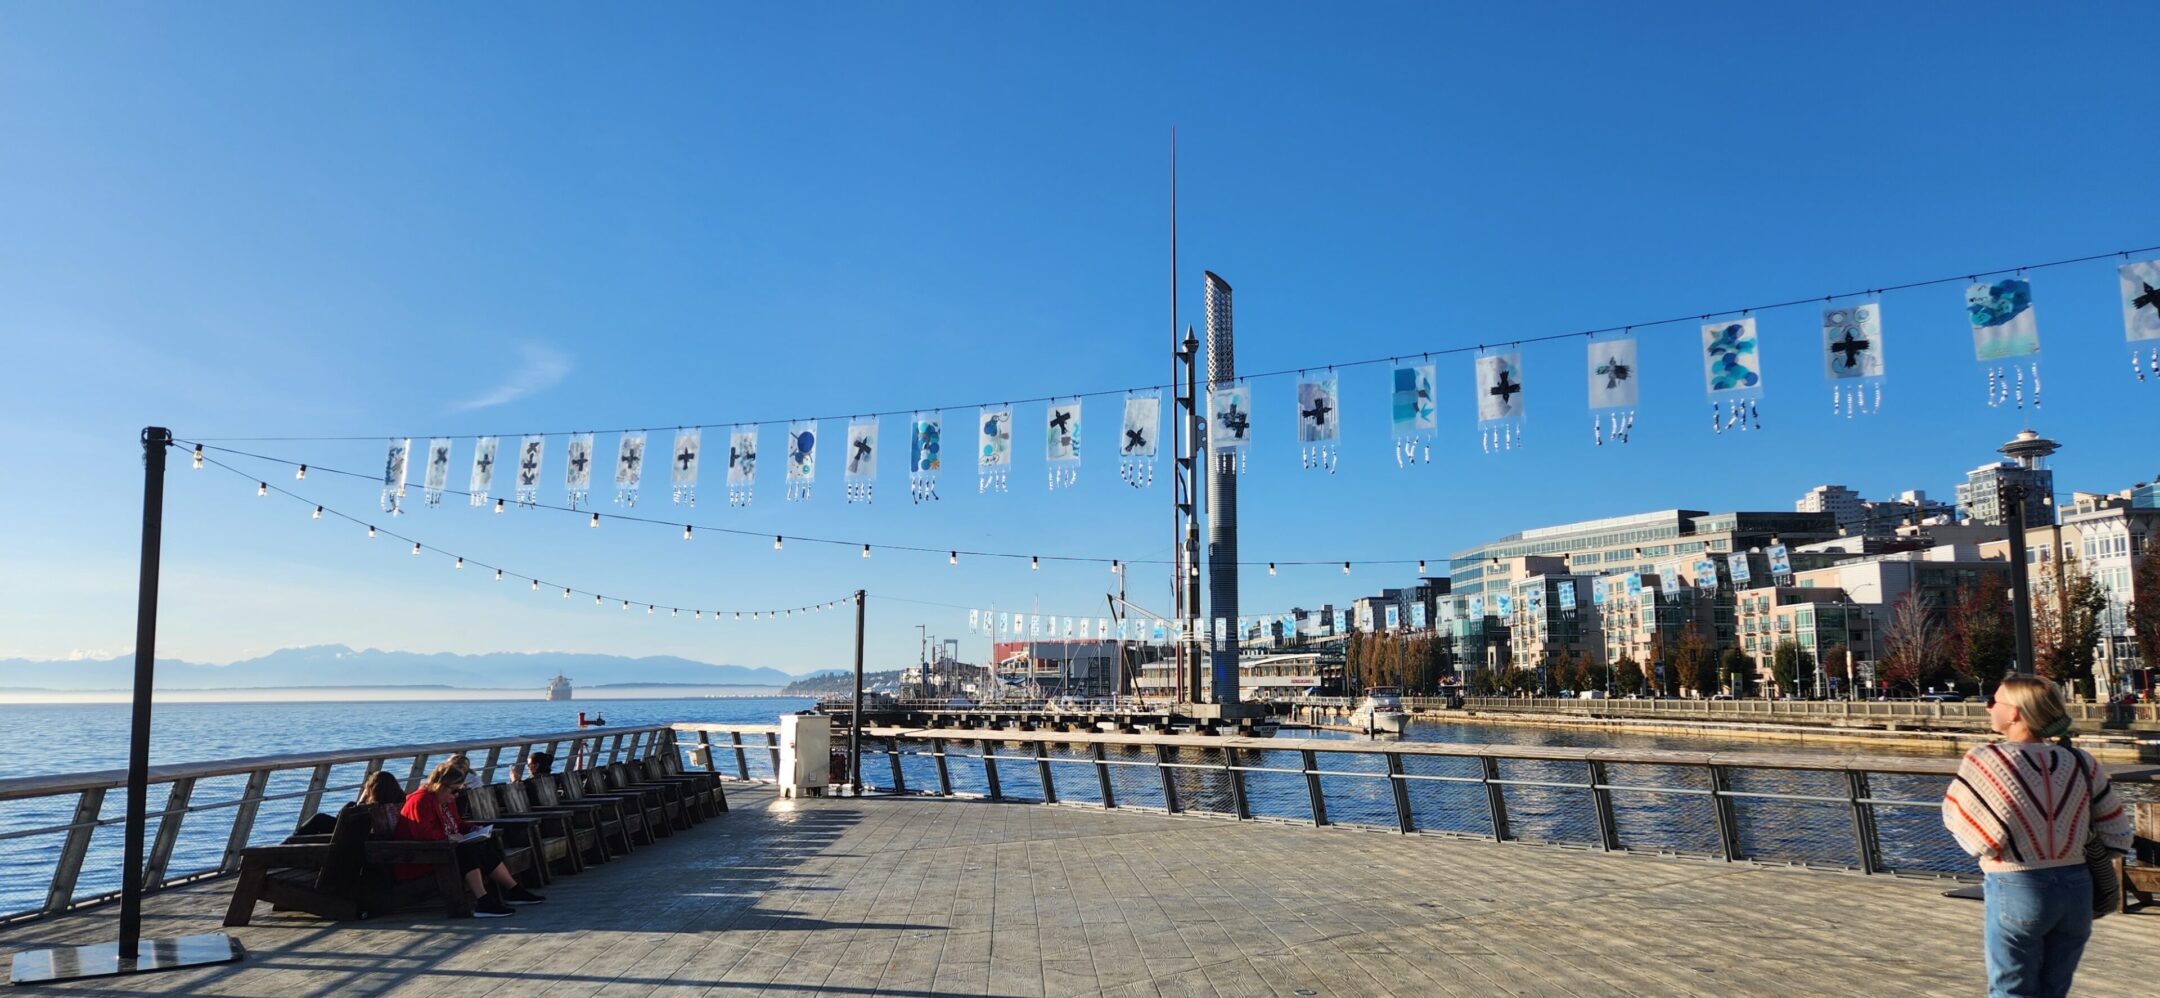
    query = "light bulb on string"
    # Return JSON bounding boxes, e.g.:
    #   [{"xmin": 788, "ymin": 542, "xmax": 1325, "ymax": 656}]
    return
[
  {"xmin": 1343, "ymin": 562, "xmax": 1352, "ymax": 575},
  {"xmin": 622, "ymin": 600, "xmax": 631, "ymax": 610},
  {"xmin": 595, "ymin": 594, "xmax": 603, "ymax": 605},
  {"xmin": 1031, "ymin": 556, "xmax": 1039, "ymax": 571},
  {"xmin": 191, "ymin": 445, "xmax": 203, "ymax": 469},
  {"xmin": 455, "ymin": 557, "xmax": 464, "ymax": 570},
  {"xmin": 735, "ymin": 612, "xmax": 742, "ymax": 620},
  {"xmin": 950, "ymin": 551, "xmax": 958, "ymax": 565},
  {"xmin": 368, "ymin": 525, "xmax": 376, "ymax": 538},
  {"xmin": 257, "ymin": 482, "xmax": 267, "ymax": 496},
  {"xmin": 862, "ymin": 544, "xmax": 871, "ymax": 559},
  {"xmin": 411, "ymin": 542, "xmax": 421, "ymax": 556},
  {"xmin": 1418, "ymin": 561, "xmax": 1427, "ymax": 574},
  {"xmin": 531, "ymin": 579, "xmax": 539, "ymax": 591},
  {"xmin": 313, "ymin": 506, "xmax": 323, "ymax": 519},
  {"xmin": 295, "ymin": 465, "xmax": 307, "ymax": 480},
  {"xmin": 646, "ymin": 605, "xmax": 653, "ymax": 614},
  {"xmin": 774, "ymin": 536, "xmax": 783, "ymax": 551},
  {"xmin": 495, "ymin": 569, "xmax": 503, "ymax": 581},
  {"xmin": 494, "ymin": 499, "xmax": 504, "ymax": 515},
  {"xmin": 1268, "ymin": 562, "xmax": 1276, "ymax": 576},
  {"xmin": 590, "ymin": 513, "xmax": 599, "ymax": 529},
  {"xmin": 683, "ymin": 525, "xmax": 692, "ymax": 541},
  {"xmin": 1111, "ymin": 560, "xmax": 1121, "ymax": 574}
]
